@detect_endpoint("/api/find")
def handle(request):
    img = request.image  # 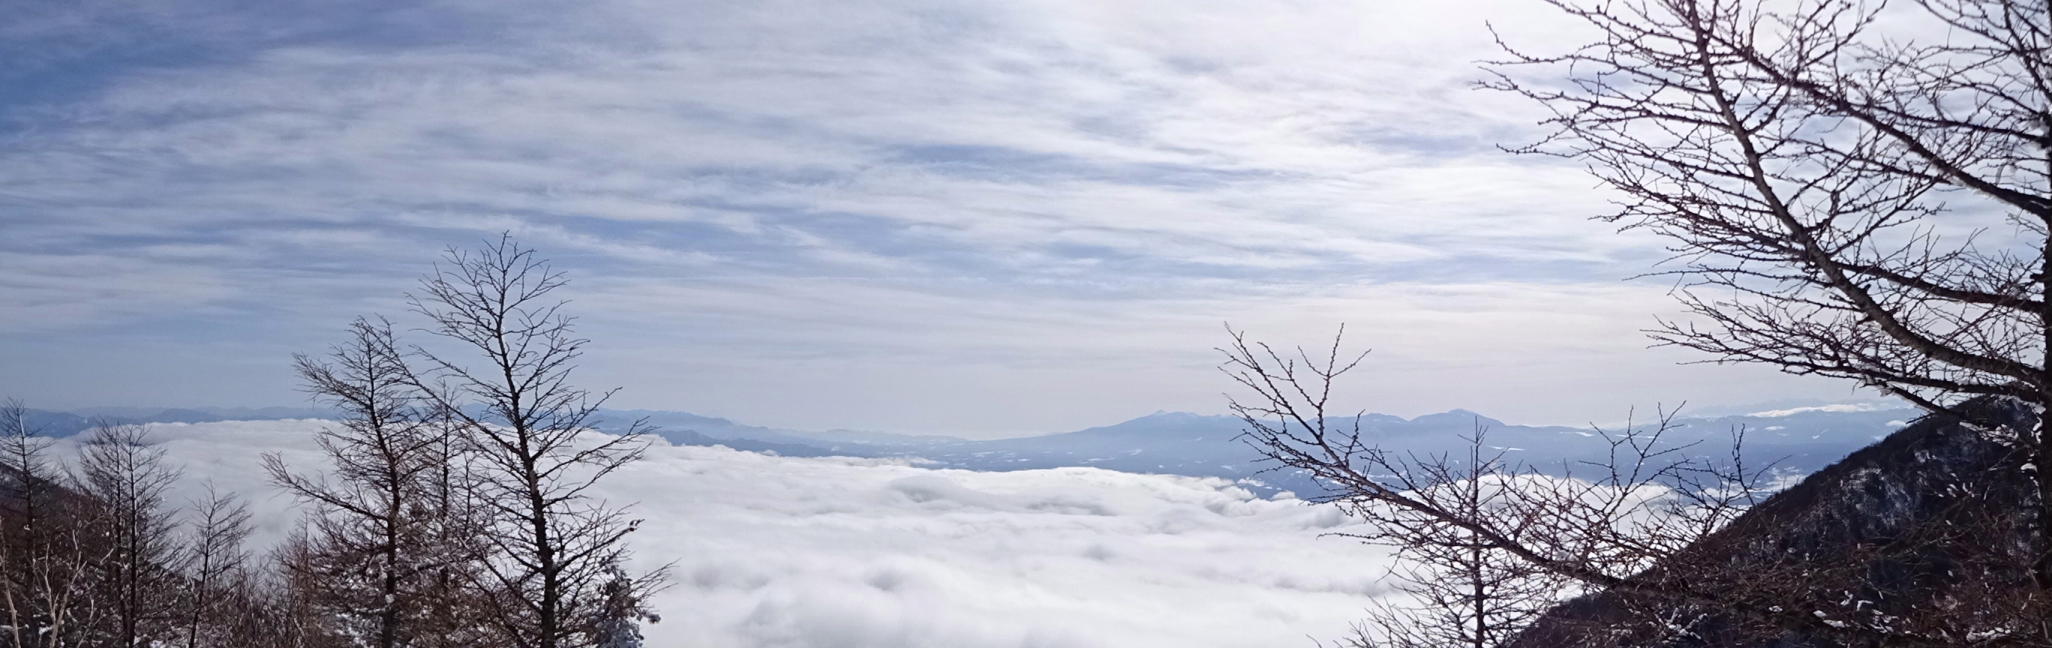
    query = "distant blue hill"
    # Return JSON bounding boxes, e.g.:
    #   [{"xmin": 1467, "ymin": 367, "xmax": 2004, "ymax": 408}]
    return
[
  {"xmin": 856, "ymin": 406, "xmax": 1920, "ymax": 495},
  {"xmin": 14, "ymin": 409, "xmax": 94, "ymax": 437},
  {"xmin": 17, "ymin": 403, "xmax": 1920, "ymax": 496},
  {"xmin": 595, "ymin": 409, "xmax": 959, "ymax": 448}
]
